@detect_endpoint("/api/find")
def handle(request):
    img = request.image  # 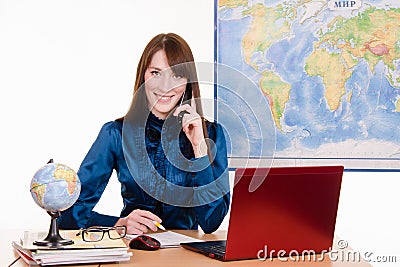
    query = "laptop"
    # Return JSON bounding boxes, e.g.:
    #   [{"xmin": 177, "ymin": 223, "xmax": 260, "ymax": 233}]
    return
[{"xmin": 181, "ymin": 165, "xmax": 344, "ymax": 261}]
